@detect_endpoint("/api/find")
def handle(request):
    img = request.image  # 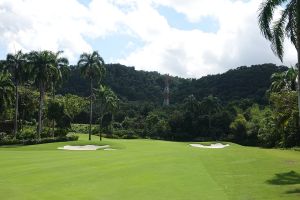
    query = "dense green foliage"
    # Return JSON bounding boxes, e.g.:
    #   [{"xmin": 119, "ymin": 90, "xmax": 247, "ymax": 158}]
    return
[
  {"xmin": 258, "ymin": 0, "xmax": 300, "ymax": 127},
  {"xmin": 0, "ymin": 49, "xmax": 299, "ymax": 148},
  {"xmin": 60, "ymin": 63, "xmax": 286, "ymax": 104}
]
